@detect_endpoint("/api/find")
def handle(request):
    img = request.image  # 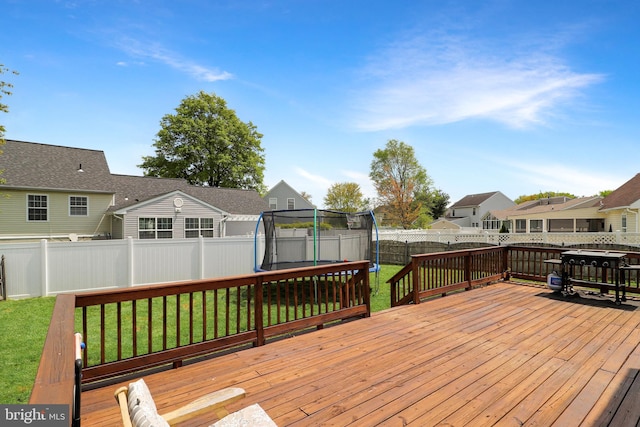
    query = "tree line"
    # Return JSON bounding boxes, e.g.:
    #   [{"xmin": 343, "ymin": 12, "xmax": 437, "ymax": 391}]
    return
[{"xmin": 140, "ymin": 91, "xmax": 450, "ymax": 229}]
